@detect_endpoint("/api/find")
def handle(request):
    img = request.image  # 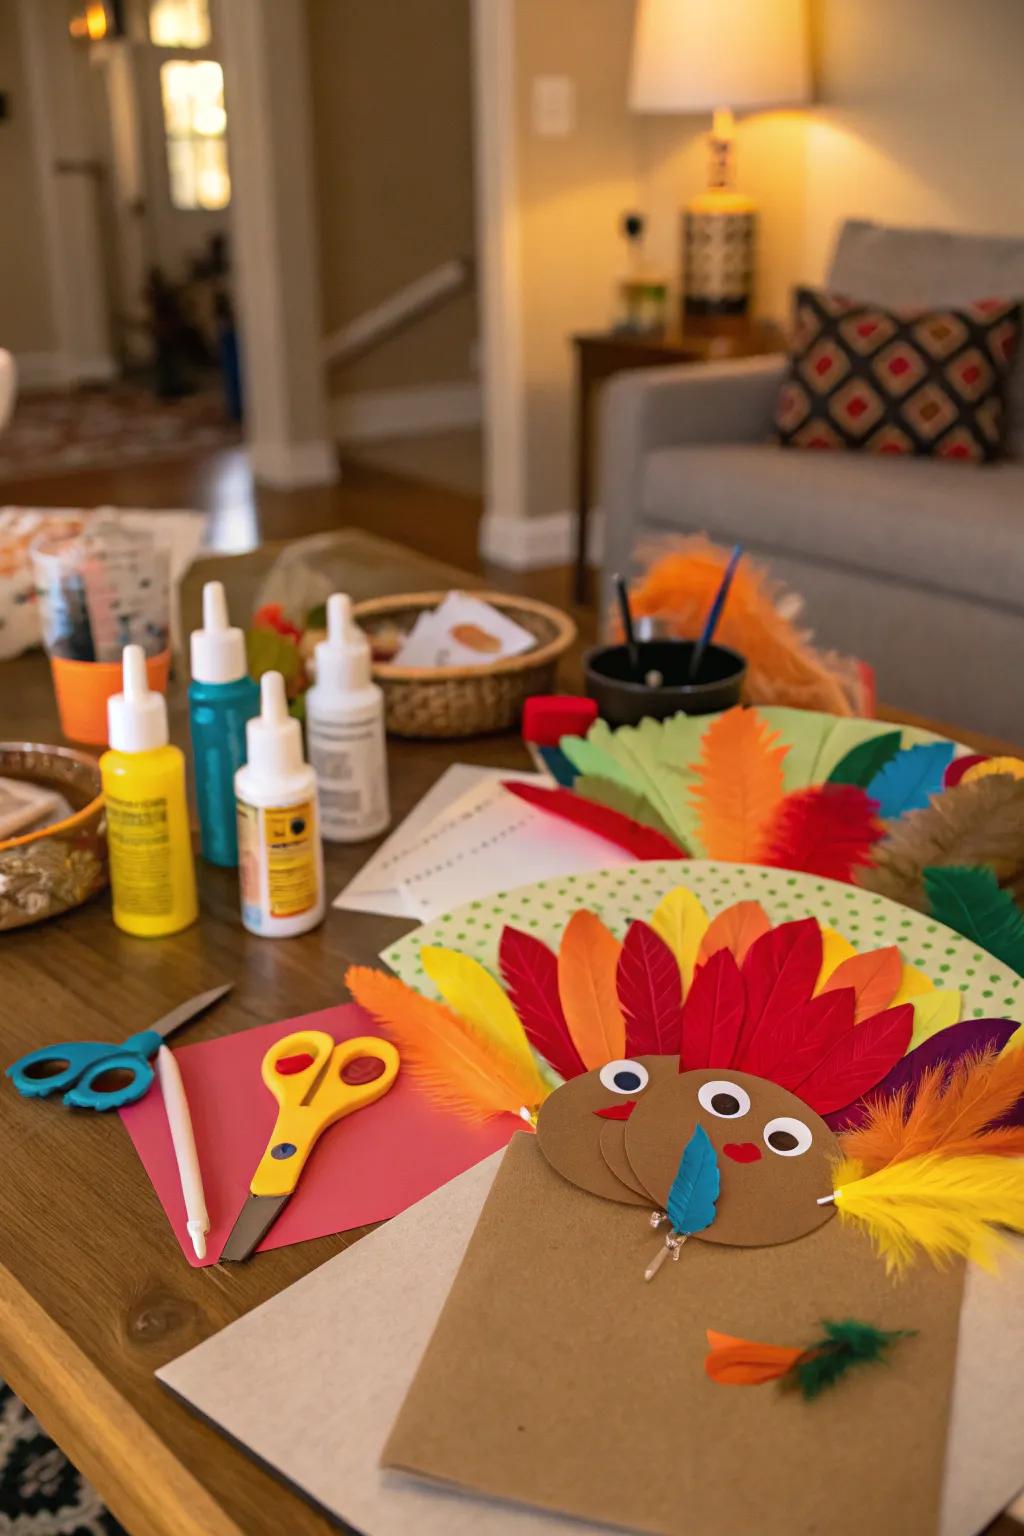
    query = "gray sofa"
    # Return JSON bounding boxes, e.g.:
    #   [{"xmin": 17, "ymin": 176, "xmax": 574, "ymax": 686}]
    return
[{"xmin": 600, "ymin": 220, "xmax": 1024, "ymax": 740}]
